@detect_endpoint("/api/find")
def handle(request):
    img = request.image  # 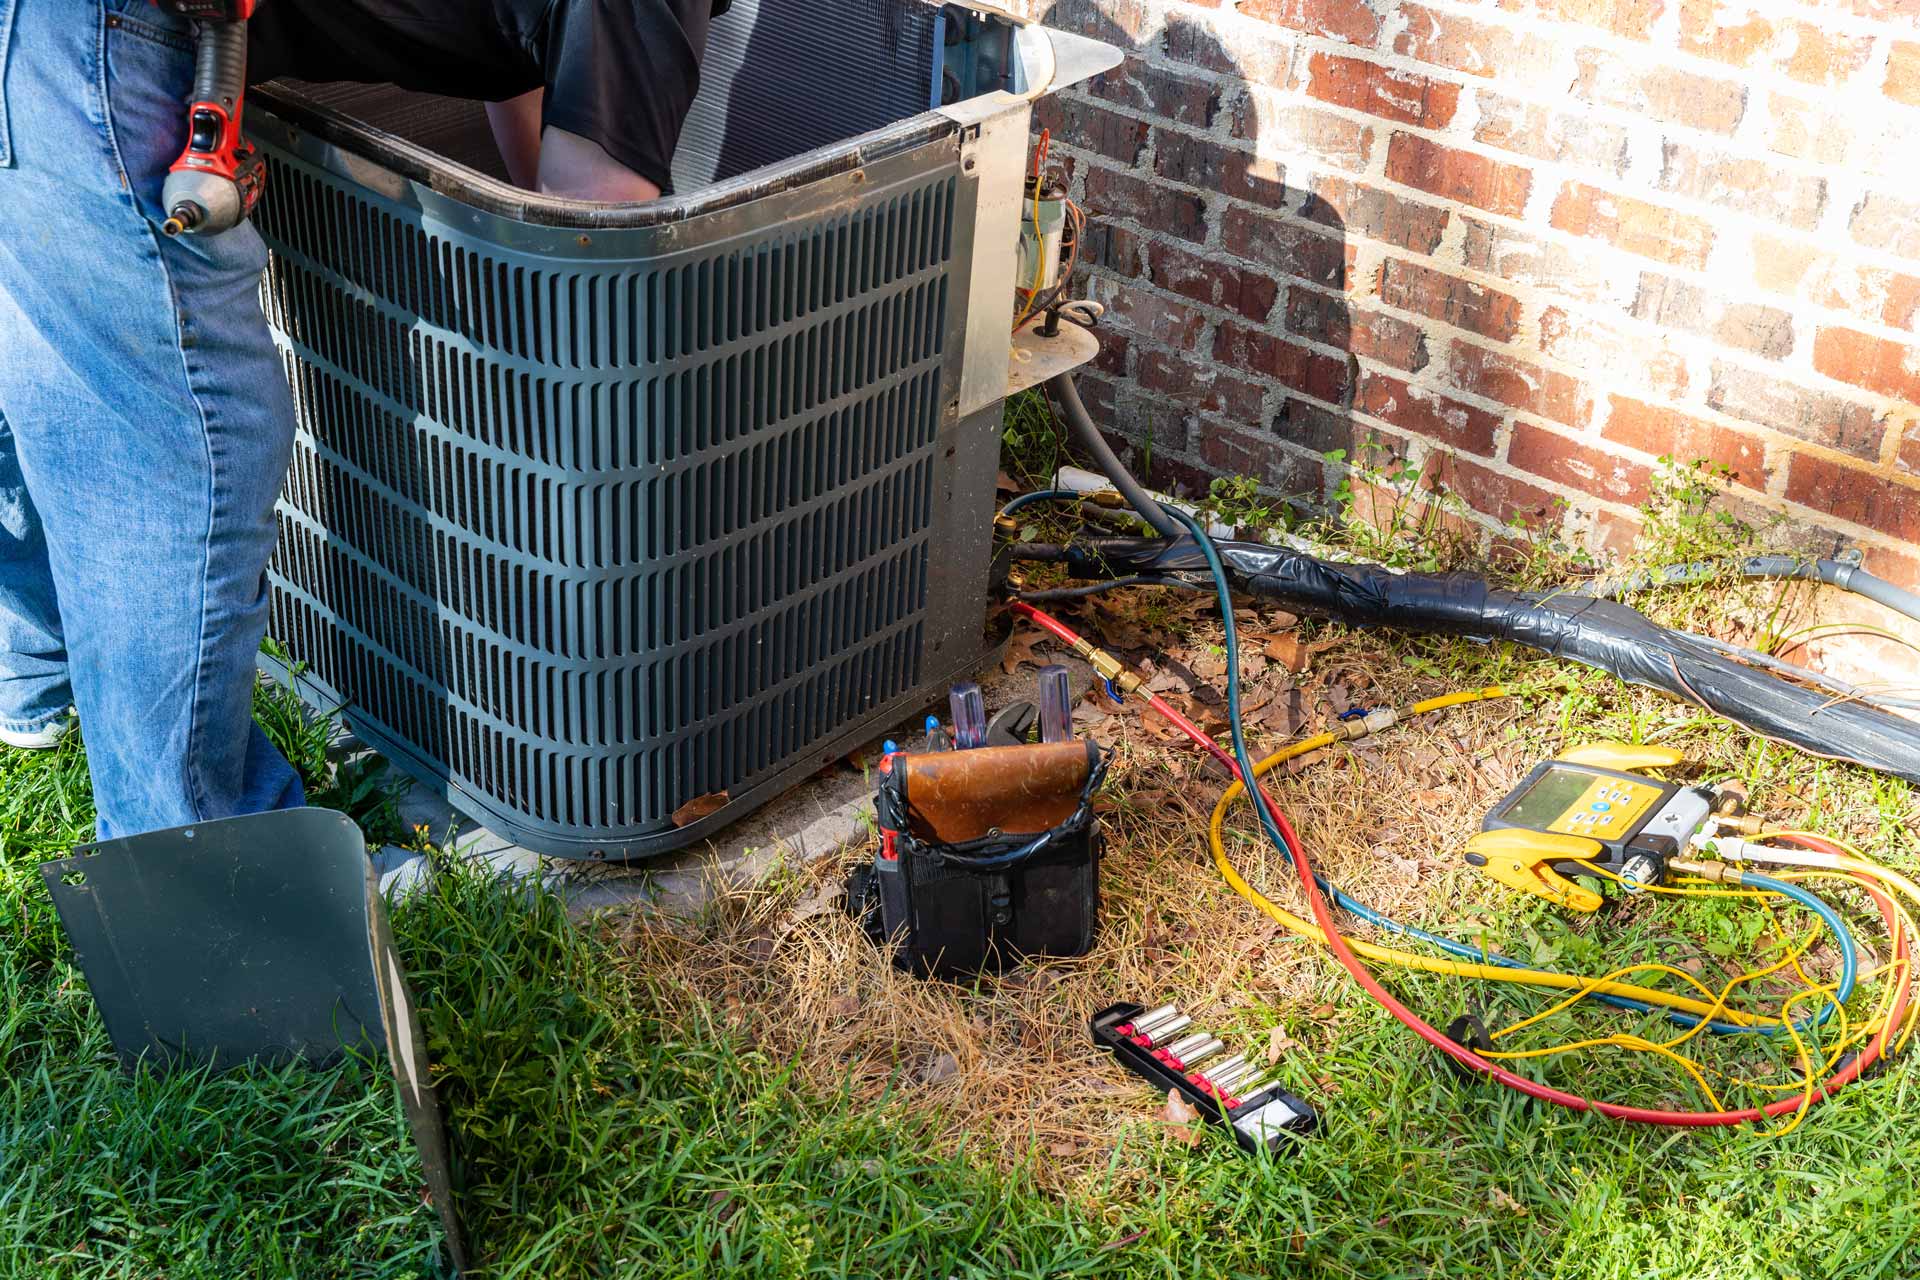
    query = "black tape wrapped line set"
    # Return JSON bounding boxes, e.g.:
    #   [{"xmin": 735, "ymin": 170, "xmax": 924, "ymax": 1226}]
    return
[{"xmin": 1047, "ymin": 538, "xmax": 1920, "ymax": 787}]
